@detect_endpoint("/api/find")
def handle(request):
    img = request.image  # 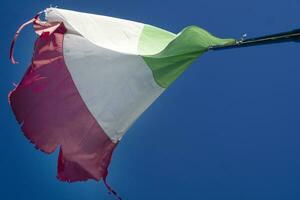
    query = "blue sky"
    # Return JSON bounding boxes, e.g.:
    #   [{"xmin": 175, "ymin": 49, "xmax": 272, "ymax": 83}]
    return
[{"xmin": 1, "ymin": 0, "xmax": 300, "ymax": 199}]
